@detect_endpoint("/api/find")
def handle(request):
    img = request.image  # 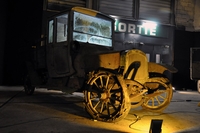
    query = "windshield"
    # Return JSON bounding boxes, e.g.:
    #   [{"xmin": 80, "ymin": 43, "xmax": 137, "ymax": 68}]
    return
[{"xmin": 73, "ymin": 11, "xmax": 112, "ymax": 47}]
